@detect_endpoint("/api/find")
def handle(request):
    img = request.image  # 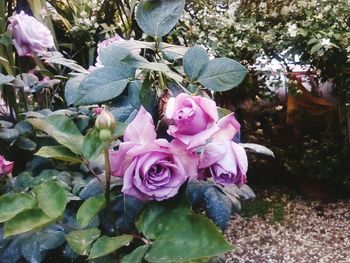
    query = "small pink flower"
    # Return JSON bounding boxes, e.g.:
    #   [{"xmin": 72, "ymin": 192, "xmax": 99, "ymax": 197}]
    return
[
  {"xmin": 0, "ymin": 155, "xmax": 14, "ymax": 176},
  {"xmin": 165, "ymin": 93, "xmax": 219, "ymax": 149},
  {"xmin": 8, "ymin": 11, "xmax": 54, "ymax": 56}
]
